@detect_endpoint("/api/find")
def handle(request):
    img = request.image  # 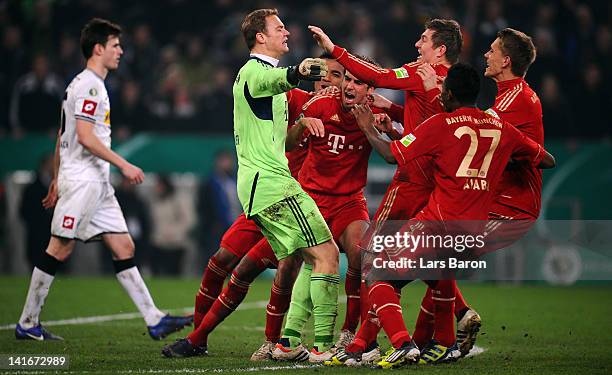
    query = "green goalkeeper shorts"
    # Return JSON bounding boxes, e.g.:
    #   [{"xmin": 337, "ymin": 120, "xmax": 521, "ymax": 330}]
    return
[{"xmin": 251, "ymin": 191, "xmax": 332, "ymax": 260}]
